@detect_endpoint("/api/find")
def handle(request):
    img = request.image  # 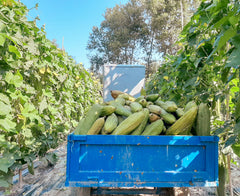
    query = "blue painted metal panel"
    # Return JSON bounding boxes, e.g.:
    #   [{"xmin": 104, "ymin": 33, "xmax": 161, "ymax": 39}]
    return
[{"xmin": 65, "ymin": 135, "xmax": 218, "ymax": 188}]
